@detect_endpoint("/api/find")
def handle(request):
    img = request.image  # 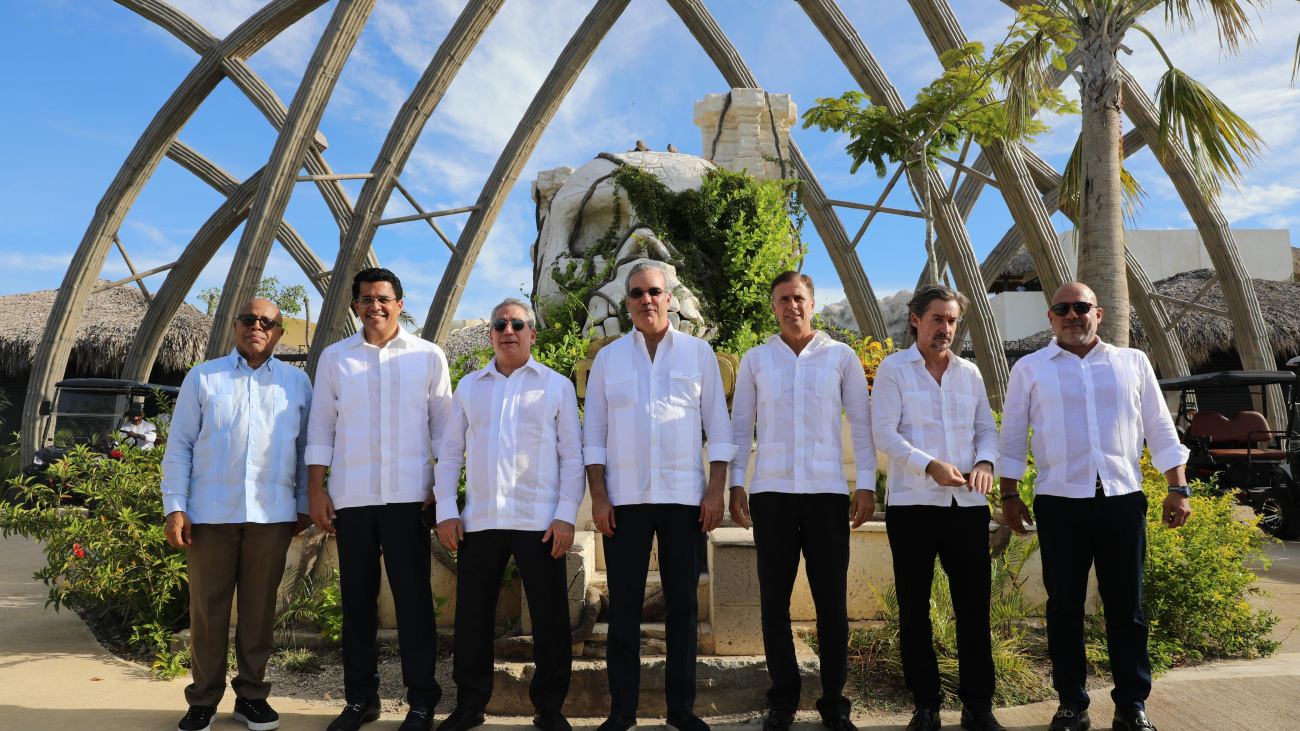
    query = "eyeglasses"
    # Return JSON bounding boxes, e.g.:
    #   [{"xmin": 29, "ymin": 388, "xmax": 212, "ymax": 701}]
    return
[
  {"xmin": 235, "ymin": 314, "xmax": 282, "ymax": 329},
  {"xmin": 492, "ymin": 318, "xmax": 528, "ymax": 332},
  {"xmin": 628, "ymin": 287, "xmax": 665, "ymax": 299},
  {"xmin": 355, "ymin": 295, "xmax": 397, "ymax": 306},
  {"xmin": 1050, "ymin": 301, "xmax": 1097, "ymax": 317}
]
